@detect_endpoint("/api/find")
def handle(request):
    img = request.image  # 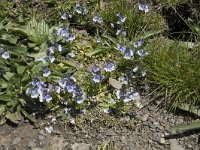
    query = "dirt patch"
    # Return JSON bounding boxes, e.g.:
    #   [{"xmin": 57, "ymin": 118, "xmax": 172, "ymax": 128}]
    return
[{"xmin": 0, "ymin": 98, "xmax": 199, "ymax": 150}]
